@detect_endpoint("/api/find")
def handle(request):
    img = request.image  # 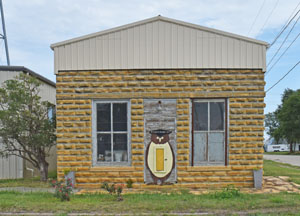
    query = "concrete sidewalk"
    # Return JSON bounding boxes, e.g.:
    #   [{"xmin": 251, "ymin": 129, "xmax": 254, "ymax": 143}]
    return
[
  {"xmin": 264, "ymin": 154, "xmax": 300, "ymax": 167},
  {"xmin": 0, "ymin": 187, "xmax": 79, "ymax": 193},
  {"xmin": 0, "ymin": 187, "xmax": 54, "ymax": 193}
]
